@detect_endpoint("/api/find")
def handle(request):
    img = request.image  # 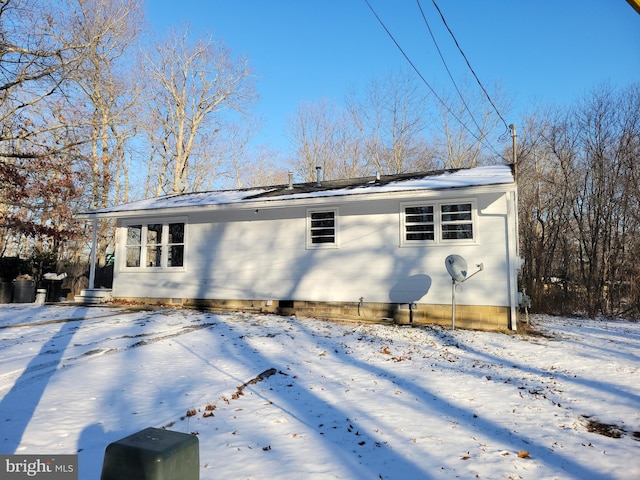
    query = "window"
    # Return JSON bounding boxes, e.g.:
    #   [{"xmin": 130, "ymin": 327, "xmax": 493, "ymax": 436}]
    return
[
  {"xmin": 126, "ymin": 225, "xmax": 142, "ymax": 267},
  {"xmin": 402, "ymin": 201, "xmax": 475, "ymax": 245},
  {"xmin": 441, "ymin": 203, "xmax": 473, "ymax": 240},
  {"xmin": 167, "ymin": 223, "xmax": 185, "ymax": 267},
  {"xmin": 123, "ymin": 221, "xmax": 185, "ymax": 269},
  {"xmin": 404, "ymin": 205, "xmax": 435, "ymax": 241},
  {"xmin": 146, "ymin": 224, "xmax": 162, "ymax": 267},
  {"xmin": 308, "ymin": 209, "xmax": 338, "ymax": 248}
]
